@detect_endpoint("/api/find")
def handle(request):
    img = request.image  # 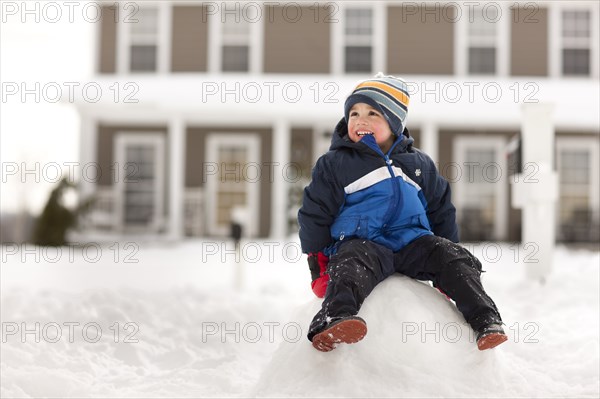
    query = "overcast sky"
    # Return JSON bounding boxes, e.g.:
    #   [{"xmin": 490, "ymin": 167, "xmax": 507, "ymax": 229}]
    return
[{"xmin": 1, "ymin": 4, "xmax": 95, "ymax": 214}]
